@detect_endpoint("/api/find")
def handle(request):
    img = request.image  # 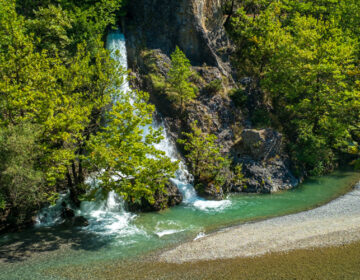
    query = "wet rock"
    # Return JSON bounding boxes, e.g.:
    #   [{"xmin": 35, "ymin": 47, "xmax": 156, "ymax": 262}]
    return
[
  {"xmin": 61, "ymin": 205, "xmax": 75, "ymax": 219},
  {"xmin": 127, "ymin": 180, "xmax": 183, "ymax": 212},
  {"xmin": 62, "ymin": 215, "xmax": 89, "ymax": 227},
  {"xmin": 196, "ymin": 181, "xmax": 224, "ymax": 200},
  {"xmin": 72, "ymin": 216, "xmax": 89, "ymax": 227}
]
